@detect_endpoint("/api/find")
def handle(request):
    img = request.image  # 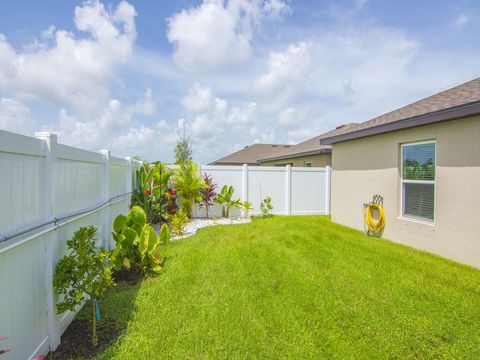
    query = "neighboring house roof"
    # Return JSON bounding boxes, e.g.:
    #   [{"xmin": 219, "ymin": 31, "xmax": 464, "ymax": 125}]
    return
[
  {"xmin": 258, "ymin": 123, "xmax": 358, "ymax": 162},
  {"xmin": 210, "ymin": 143, "xmax": 293, "ymax": 165},
  {"xmin": 321, "ymin": 77, "xmax": 480, "ymax": 144}
]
